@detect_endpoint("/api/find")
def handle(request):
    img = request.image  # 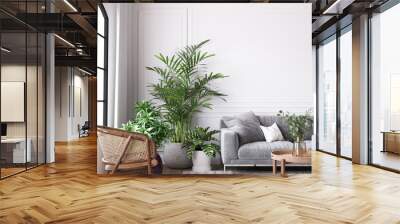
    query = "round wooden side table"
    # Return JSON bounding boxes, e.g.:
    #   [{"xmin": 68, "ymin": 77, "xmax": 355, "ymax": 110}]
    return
[{"xmin": 271, "ymin": 150, "xmax": 311, "ymax": 177}]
